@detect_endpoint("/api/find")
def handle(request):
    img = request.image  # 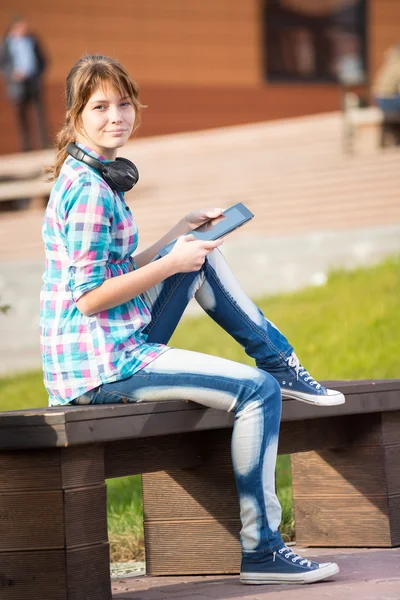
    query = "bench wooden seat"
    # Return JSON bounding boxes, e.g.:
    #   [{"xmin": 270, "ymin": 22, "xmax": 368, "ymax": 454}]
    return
[
  {"xmin": 344, "ymin": 106, "xmax": 400, "ymax": 153},
  {"xmin": 0, "ymin": 149, "xmax": 53, "ymax": 206},
  {"xmin": 0, "ymin": 379, "xmax": 399, "ymax": 599},
  {"xmin": 0, "ymin": 178, "xmax": 51, "ymax": 203}
]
